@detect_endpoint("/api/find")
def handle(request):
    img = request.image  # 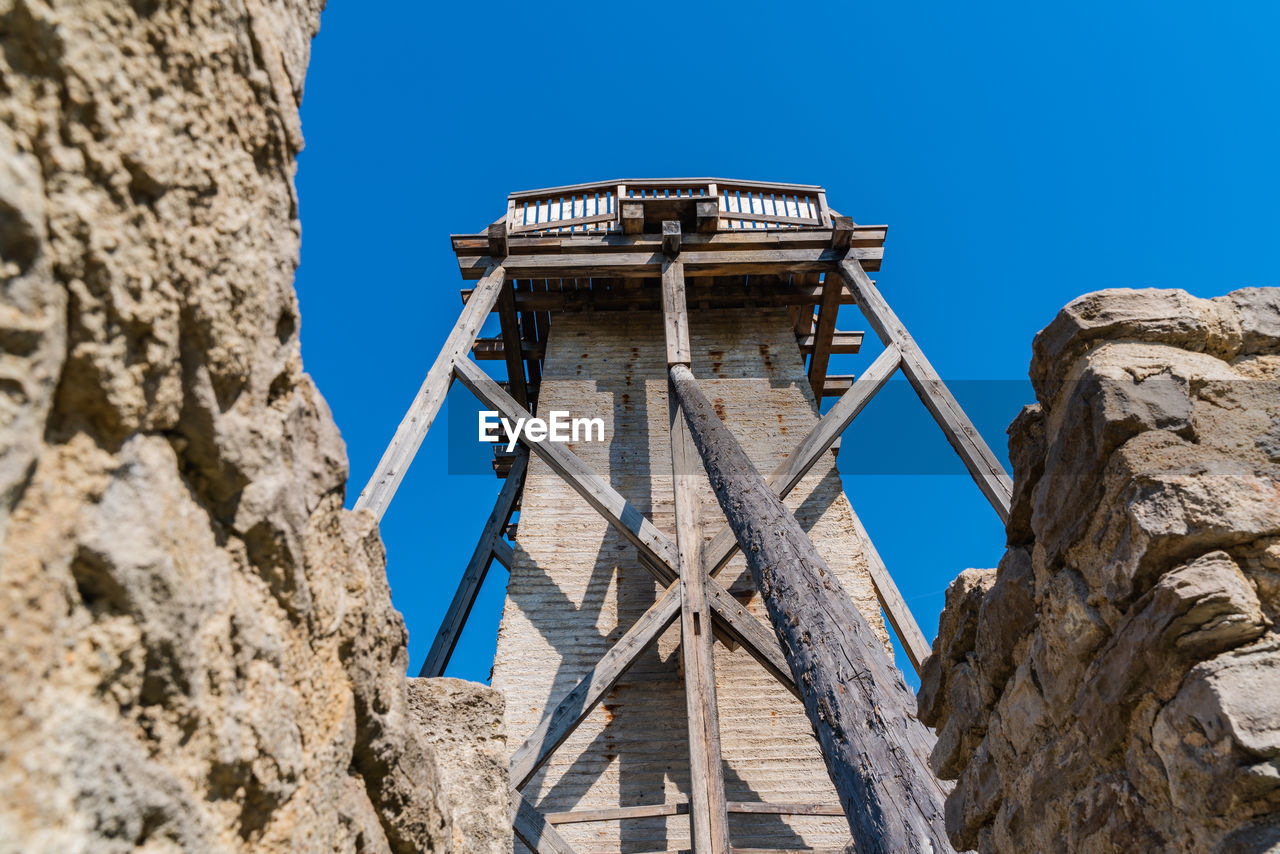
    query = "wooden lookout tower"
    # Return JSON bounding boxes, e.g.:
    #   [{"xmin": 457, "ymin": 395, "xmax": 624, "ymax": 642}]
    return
[{"xmin": 356, "ymin": 178, "xmax": 1013, "ymax": 853}]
